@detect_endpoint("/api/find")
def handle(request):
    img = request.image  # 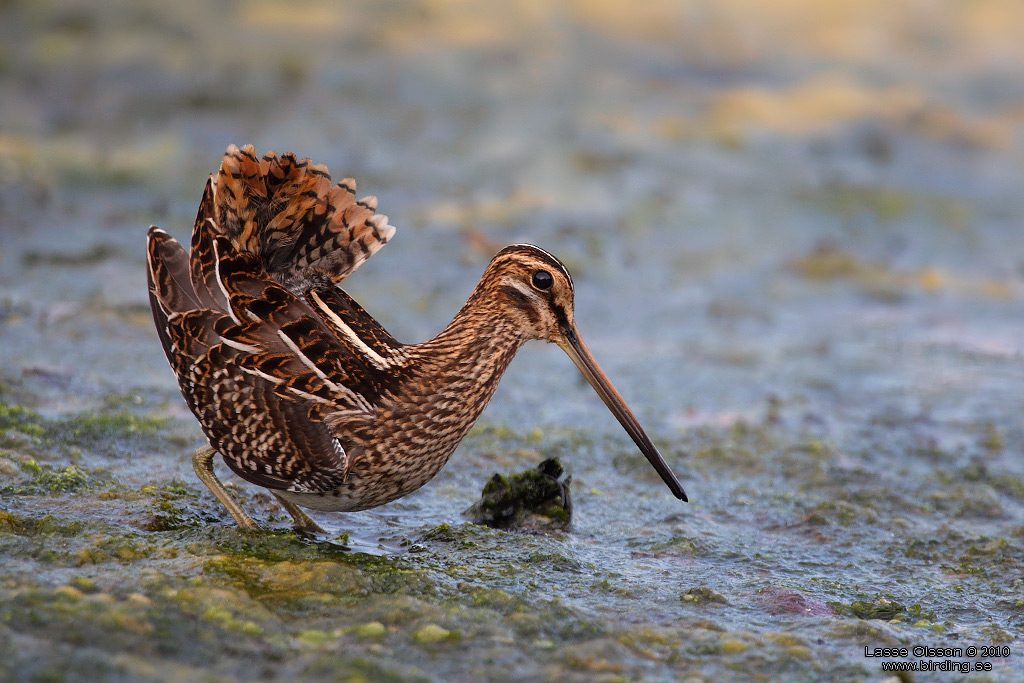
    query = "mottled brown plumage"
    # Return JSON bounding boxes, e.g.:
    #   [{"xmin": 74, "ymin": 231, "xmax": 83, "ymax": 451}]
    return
[{"xmin": 147, "ymin": 144, "xmax": 686, "ymax": 531}]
